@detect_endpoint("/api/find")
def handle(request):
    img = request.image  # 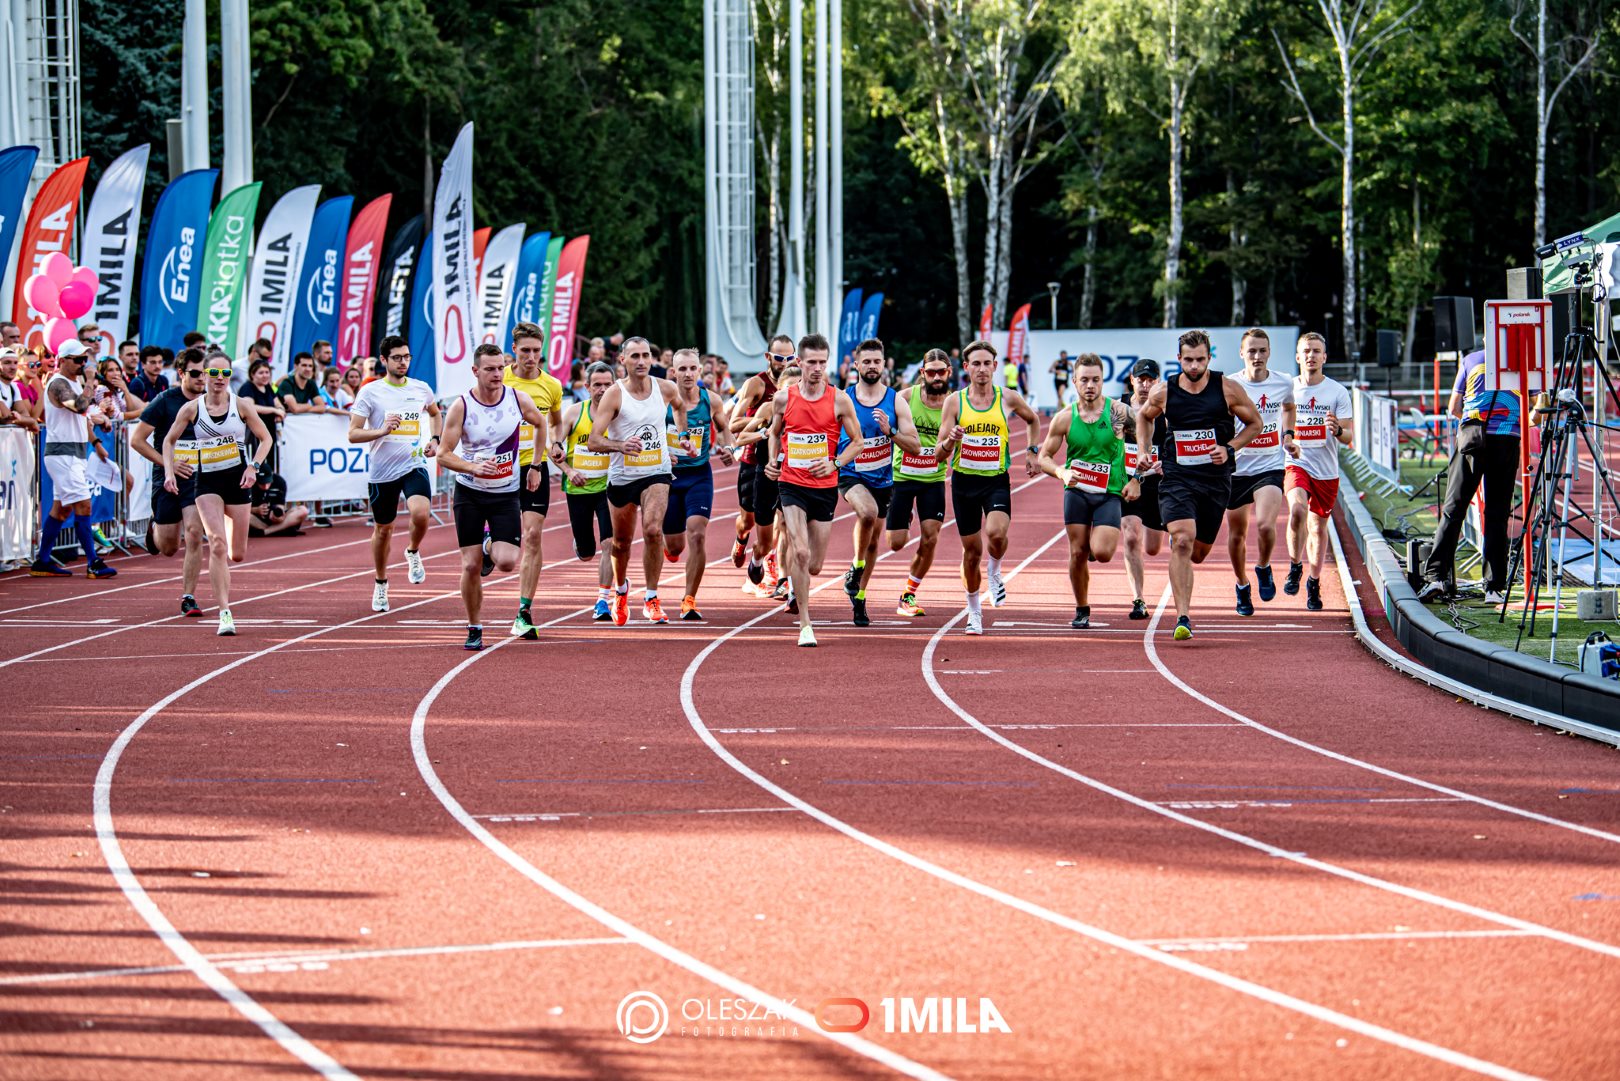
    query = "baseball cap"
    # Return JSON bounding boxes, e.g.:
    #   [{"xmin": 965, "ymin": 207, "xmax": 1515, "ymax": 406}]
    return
[
  {"xmin": 1131, "ymin": 358, "xmax": 1161, "ymax": 379},
  {"xmin": 57, "ymin": 340, "xmax": 88, "ymax": 359}
]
